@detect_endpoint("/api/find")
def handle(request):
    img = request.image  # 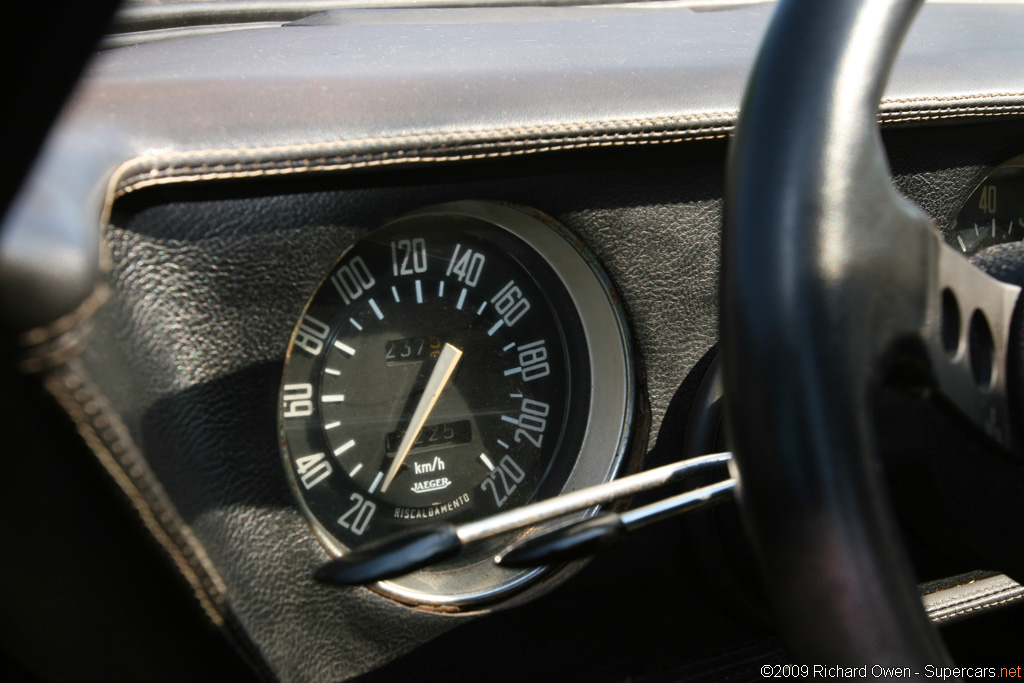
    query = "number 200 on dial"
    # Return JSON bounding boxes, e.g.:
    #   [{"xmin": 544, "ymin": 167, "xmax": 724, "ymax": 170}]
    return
[{"xmin": 279, "ymin": 201, "xmax": 636, "ymax": 608}]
